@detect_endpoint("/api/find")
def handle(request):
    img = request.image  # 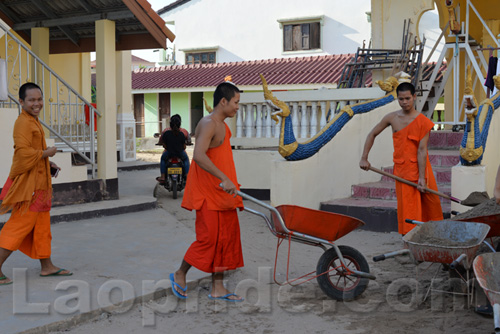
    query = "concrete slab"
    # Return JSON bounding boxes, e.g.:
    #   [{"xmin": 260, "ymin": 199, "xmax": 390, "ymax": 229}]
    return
[{"xmin": 0, "ymin": 209, "xmax": 204, "ymax": 334}]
